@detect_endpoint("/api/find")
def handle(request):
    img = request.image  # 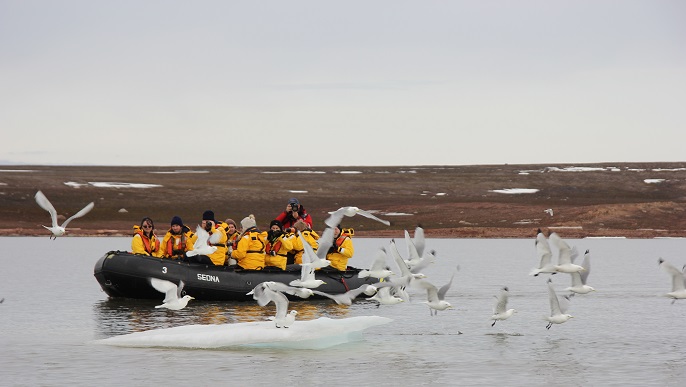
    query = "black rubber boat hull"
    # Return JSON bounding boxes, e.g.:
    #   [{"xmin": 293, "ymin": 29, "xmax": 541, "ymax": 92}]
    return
[{"xmin": 94, "ymin": 251, "xmax": 376, "ymax": 301}]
